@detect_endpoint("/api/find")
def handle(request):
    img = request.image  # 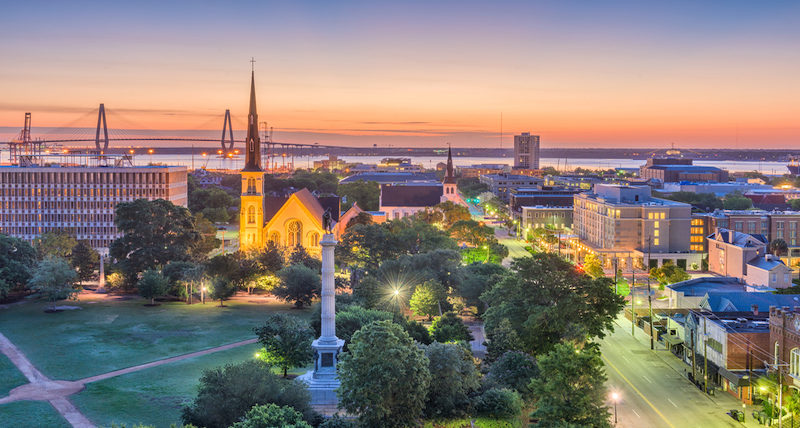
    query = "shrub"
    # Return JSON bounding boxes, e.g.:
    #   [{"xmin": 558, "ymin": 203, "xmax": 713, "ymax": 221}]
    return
[
  {"xmin": 486, "ymin": 351, "xmax": 538, "ymax": 401},
  {"xmin": 475, "ymin": 388, "xmax": 522, "ymax": 420},
  {"xmin": 318, "ymin": 415, "xmax": 356, "ymax": 428},
  {"xmin": 229, "ymin": 404, "xmax": 311, "ymax": 428},
  {"xmin": 430, "ymin": 312, "xmax": 473, "ymax": 343}
]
